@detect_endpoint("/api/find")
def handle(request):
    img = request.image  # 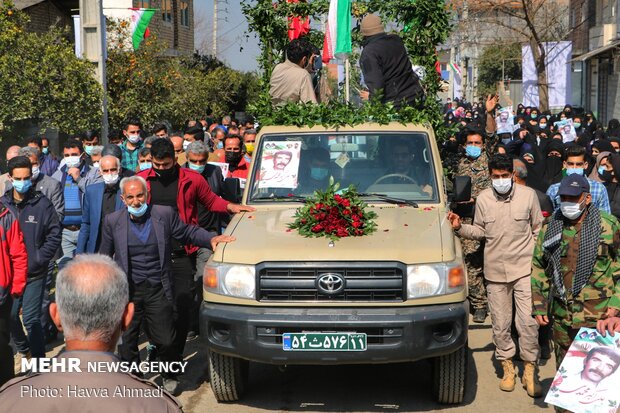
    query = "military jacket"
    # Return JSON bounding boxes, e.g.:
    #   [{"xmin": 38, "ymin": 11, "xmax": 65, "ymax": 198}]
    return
[
  {"xmin": 456, "ymin": 151, "xmax": 491, "ymax": 198},
  {"xmin": 531, "ymin": 211, "xmax": 620, "ymax": 327}
]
